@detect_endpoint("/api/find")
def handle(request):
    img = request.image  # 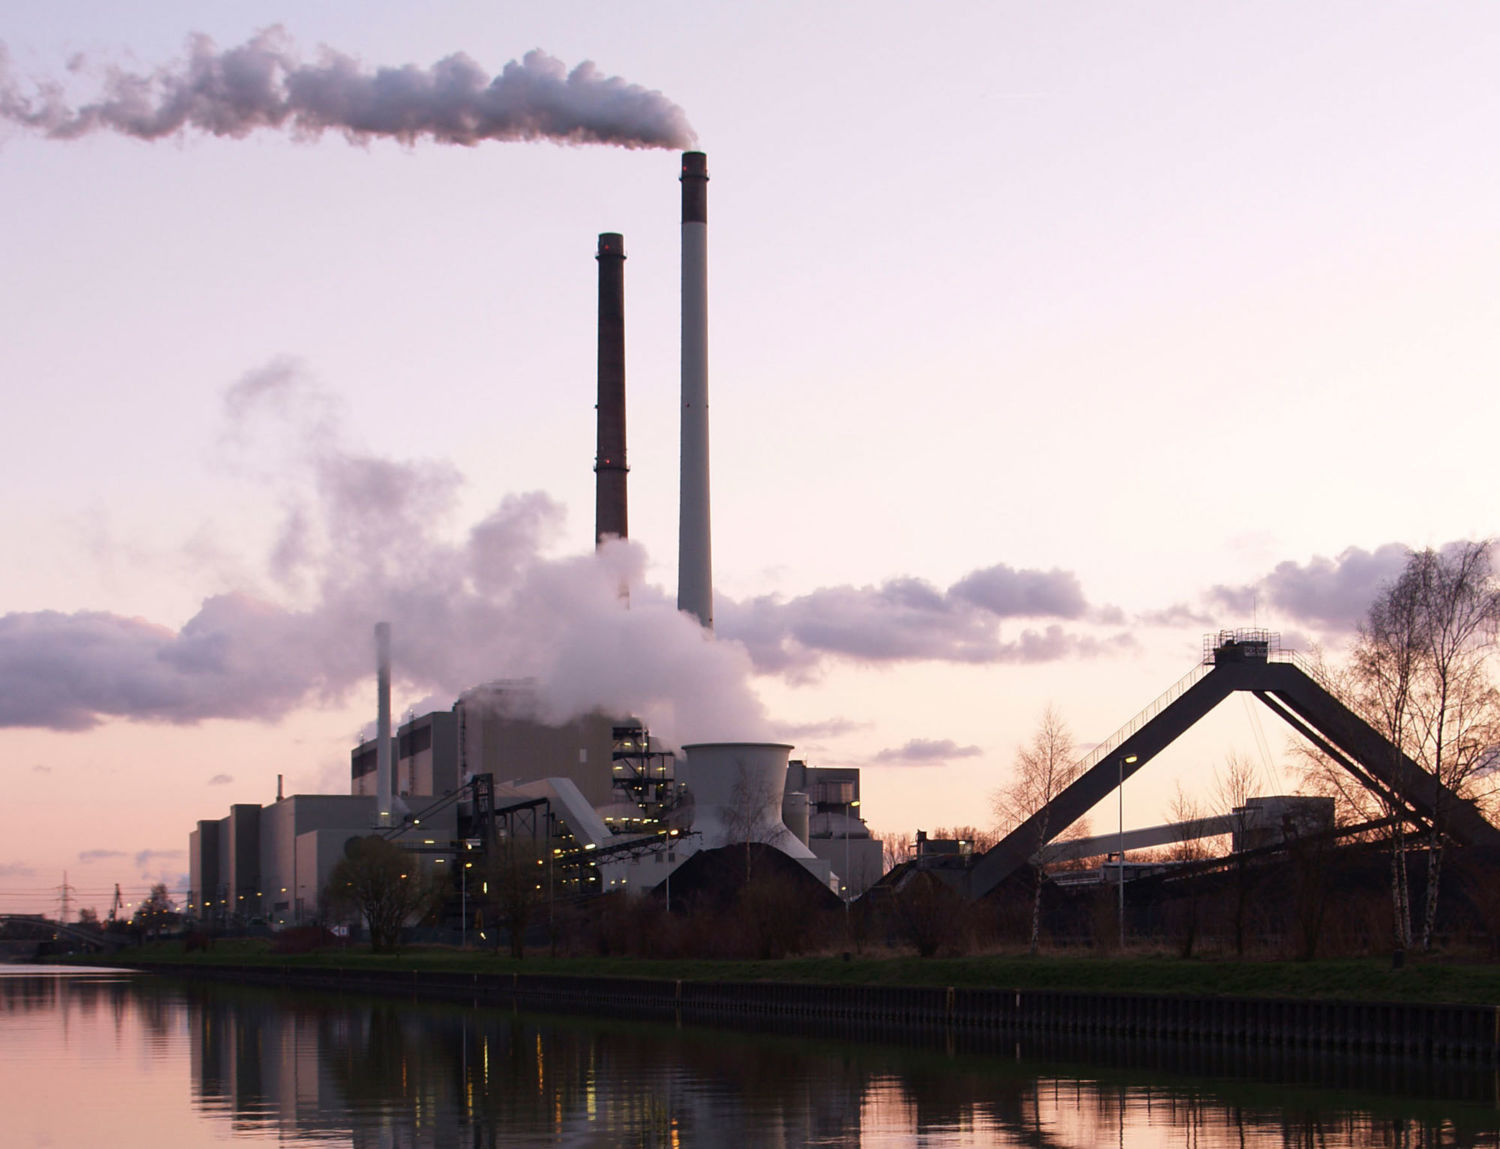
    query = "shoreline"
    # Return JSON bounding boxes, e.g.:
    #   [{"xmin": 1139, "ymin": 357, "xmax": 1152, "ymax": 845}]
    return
[{"xmin": 80, "ymin": 953, "xmax": 1500, "ymax": 1060}]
